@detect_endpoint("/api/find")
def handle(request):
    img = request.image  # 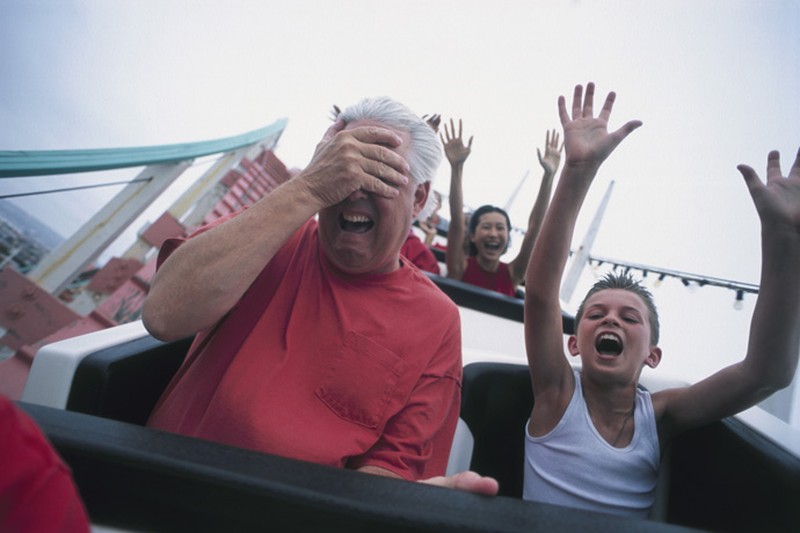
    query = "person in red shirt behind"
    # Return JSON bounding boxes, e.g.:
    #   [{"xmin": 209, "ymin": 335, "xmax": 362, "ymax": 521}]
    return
[
  {"xmin": 0, "ymin": 395, "xmax": 90, "ymax": 533},
  {"xmin": 442, "ymin": 120, "xmax": 562, "ymax": 297},
  {"xmin": 142, "ymin": 97, "xmax": 497, "ymax": 496},
  {"xmin": 401, "ymin": 229, "xmax": 440, "ymax": 274}
]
